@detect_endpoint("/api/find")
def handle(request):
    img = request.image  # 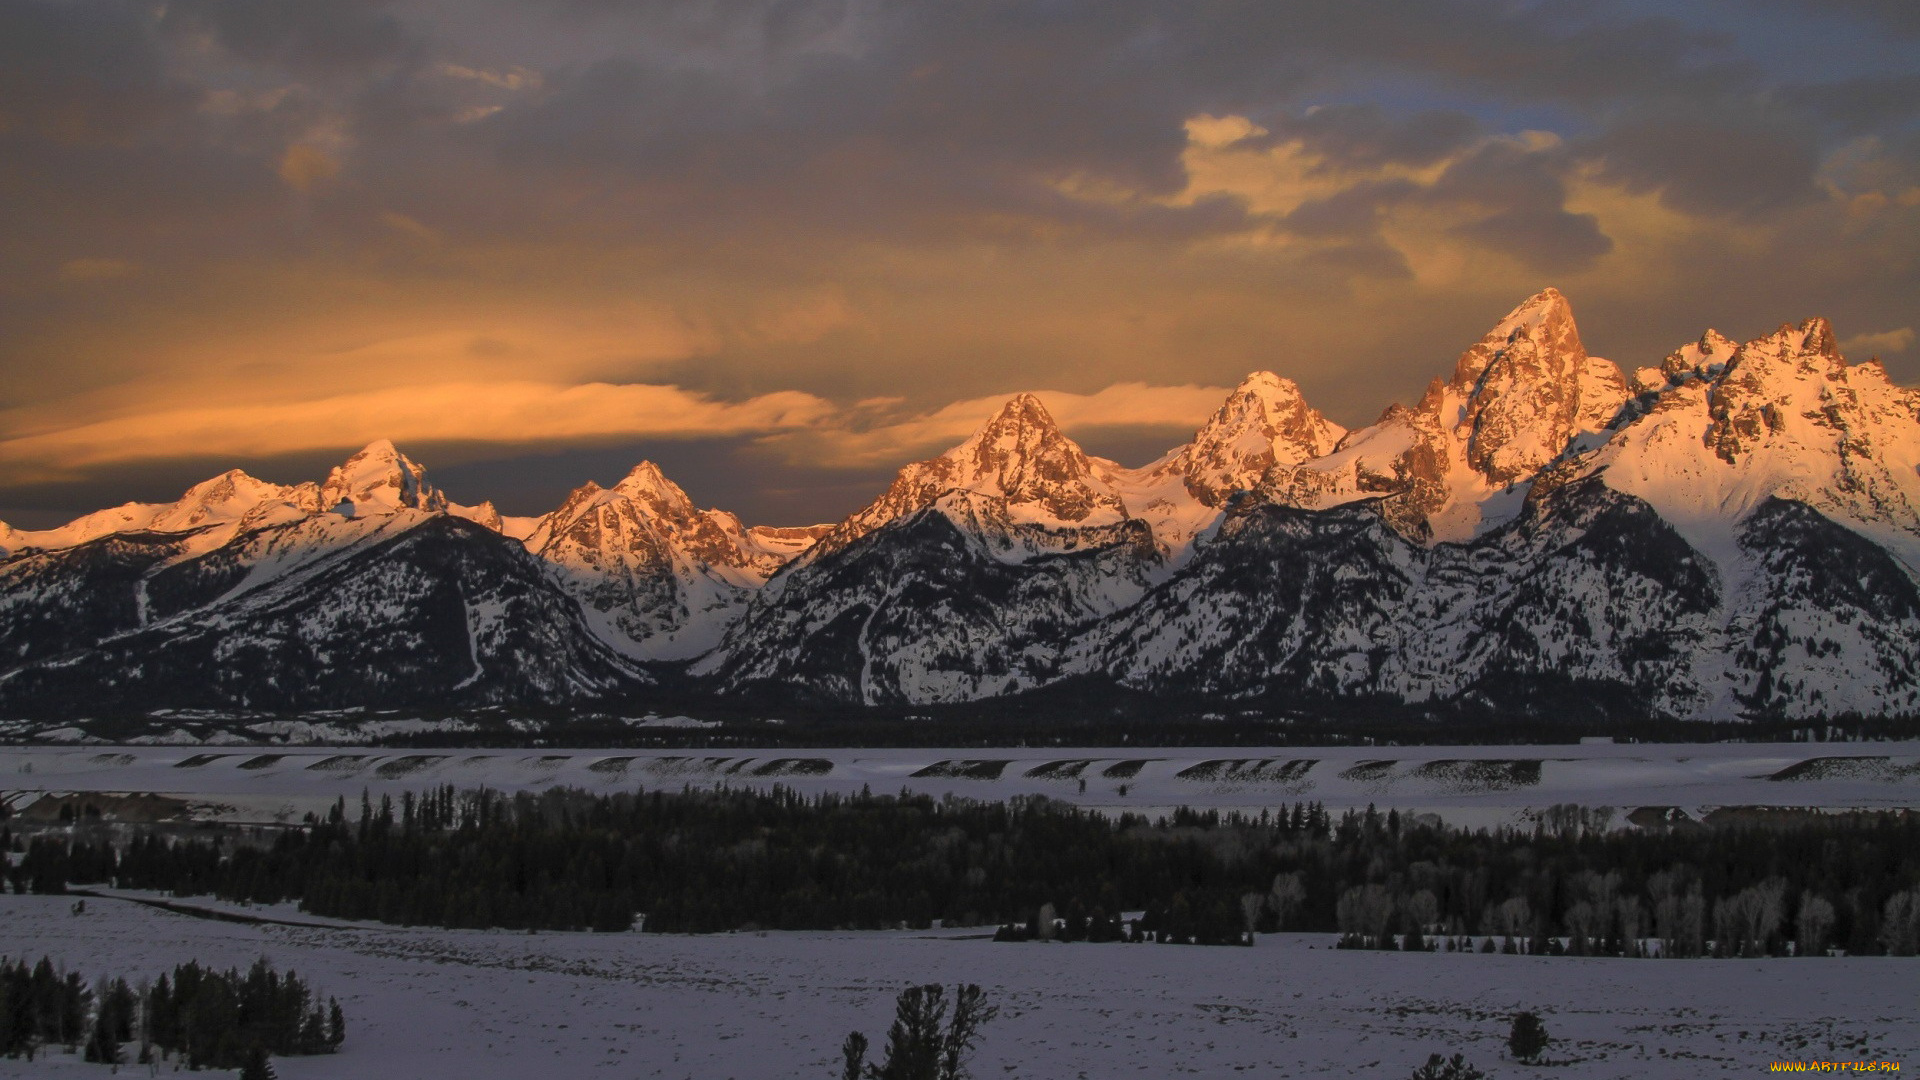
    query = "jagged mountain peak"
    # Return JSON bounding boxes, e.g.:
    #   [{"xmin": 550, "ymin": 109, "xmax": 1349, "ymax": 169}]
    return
[
  {"xmin": 1445, "ymin": 287, "xmax": 1625, "ymax": 488},
  {"xmin": 1451, "ymin": 287, "xmax": 1582, "ymax": 389},
  {"xmin": 1158, "ymin": 370, "xmax": 1346, "ymax": 508},
  {"xmin": 1660, "ymin": 328, "xmax": 1740, "ymax": 383},
  {"xmin": 1261, "ymin": 288, "xmax": 1626, "ymax": 541},
  {"xmin": 1700, "ymin": 316, "xmax": 1904, "ymax": 468},
  {"xmin": 610, "ymin": 460, "xmax": 700, "ymax": 517},
  {"xmin": 319, "ymin": 440, "xmax": 447, "ymax": 517},
  {"xmin": 951, "ymin": 393, "xmax": 1071, "ymax": 474},
  {"xmin": 812, "ymin": 391, "xmax": 1131, "ymax": 560},
  {"xmin": 935, "ymin": 392, "xmax": 1121, "ymax": 521}
]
